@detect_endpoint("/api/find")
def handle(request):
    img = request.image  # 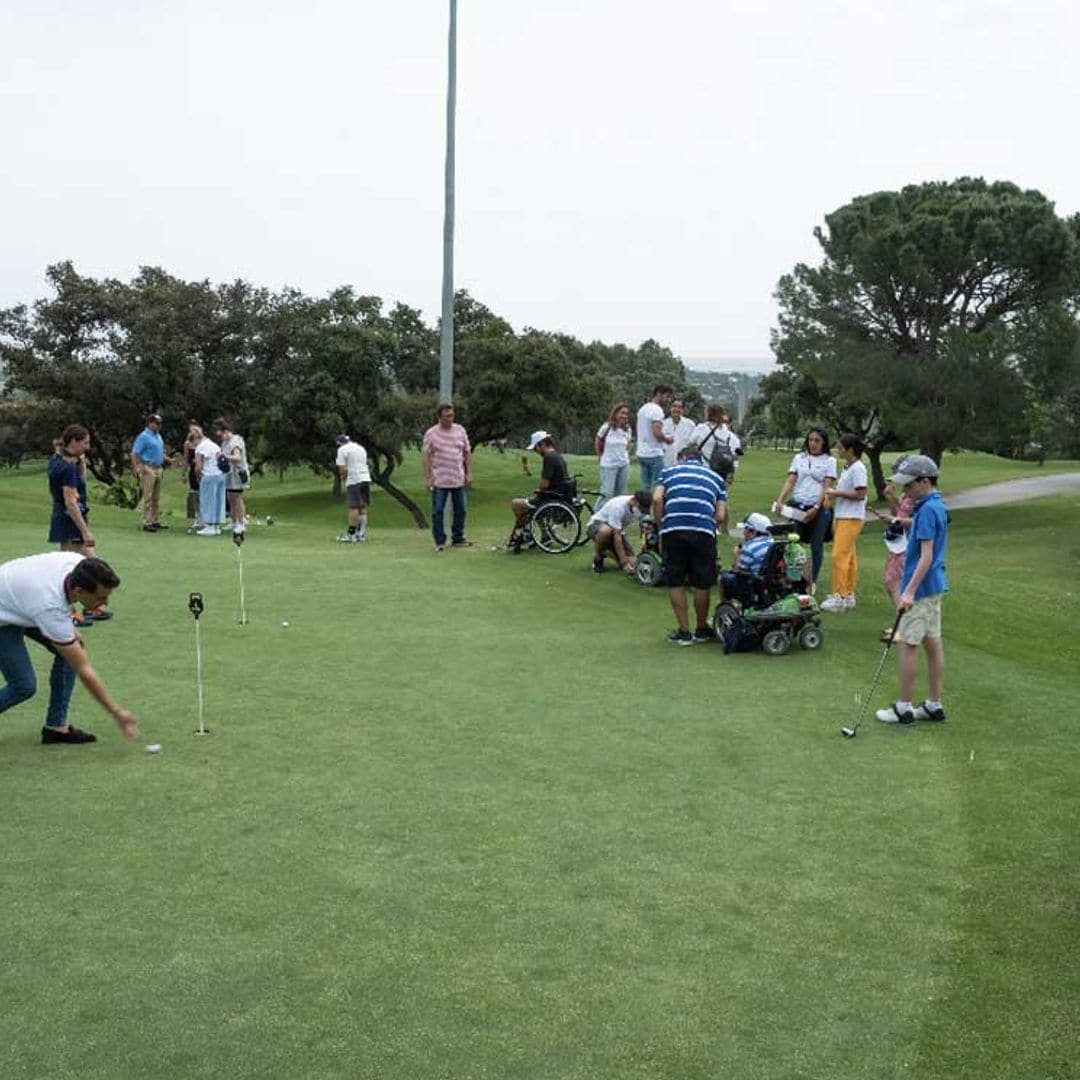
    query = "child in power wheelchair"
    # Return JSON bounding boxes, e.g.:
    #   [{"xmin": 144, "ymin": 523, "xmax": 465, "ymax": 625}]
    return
[{"xmin": 714, "ymin": 512, "xmax": 823, "ymax": 656}]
